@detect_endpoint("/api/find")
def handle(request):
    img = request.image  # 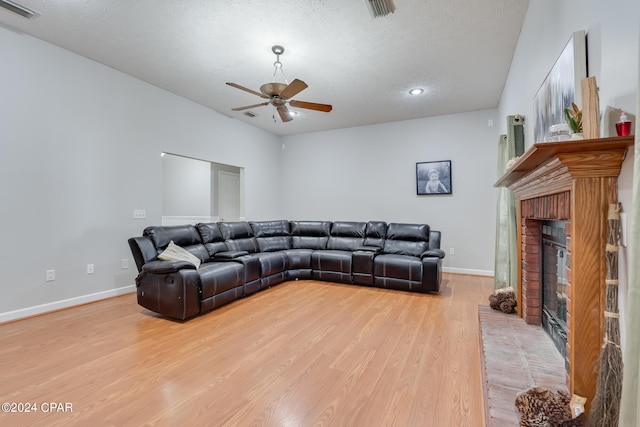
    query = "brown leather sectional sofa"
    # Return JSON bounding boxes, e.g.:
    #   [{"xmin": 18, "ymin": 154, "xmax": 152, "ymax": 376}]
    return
[{"xmin": 128, "ymin": 220, "xmax": 445, "ymax": 320}]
